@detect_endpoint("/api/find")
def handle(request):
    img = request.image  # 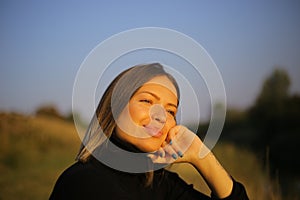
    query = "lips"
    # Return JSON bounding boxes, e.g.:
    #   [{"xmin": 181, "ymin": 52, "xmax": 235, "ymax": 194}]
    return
[{"xmin": 143, "ymin": 125, "xmax": 163, "ymax": 138}]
